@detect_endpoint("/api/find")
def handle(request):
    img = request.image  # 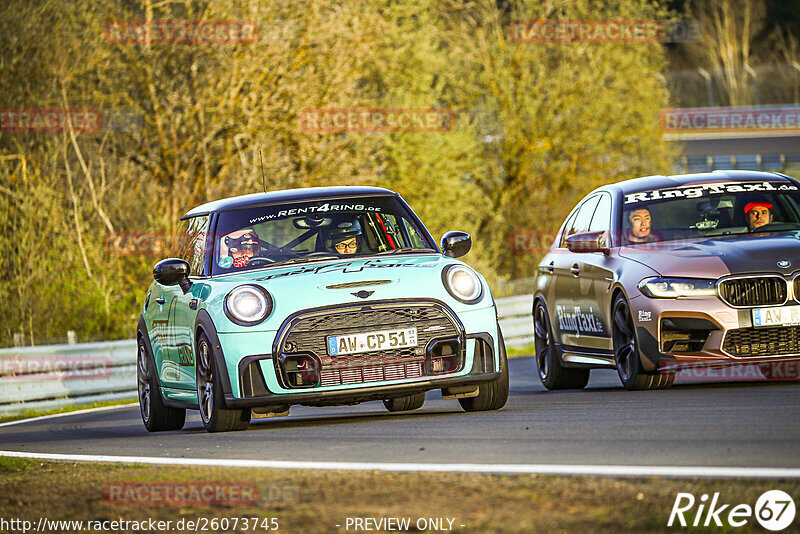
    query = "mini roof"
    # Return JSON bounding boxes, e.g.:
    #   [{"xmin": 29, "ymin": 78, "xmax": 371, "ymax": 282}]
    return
[{"xmin": 181, "ymin": 186, "xmax": 397, "ymax": 219}]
